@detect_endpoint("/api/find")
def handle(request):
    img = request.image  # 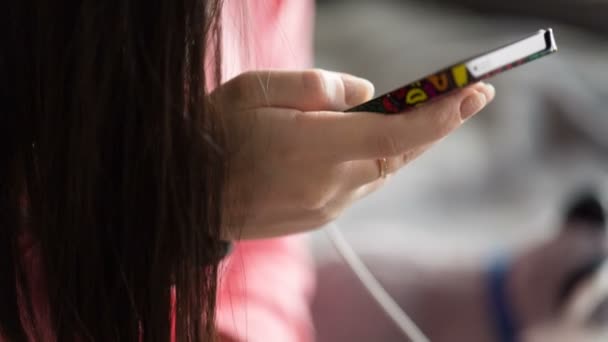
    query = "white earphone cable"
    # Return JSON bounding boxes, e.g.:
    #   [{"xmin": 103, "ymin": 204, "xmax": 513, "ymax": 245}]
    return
[{"xmin": 325, "ymin": 223, "xmax": 430, "ymax": 342}]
